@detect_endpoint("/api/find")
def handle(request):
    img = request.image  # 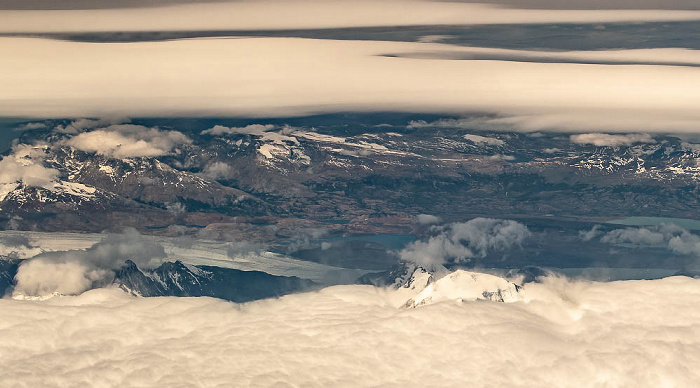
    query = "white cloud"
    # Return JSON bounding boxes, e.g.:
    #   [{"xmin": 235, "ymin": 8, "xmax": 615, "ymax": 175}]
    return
[
  {"xmin": 400, "ymin": 218, "xmax": 530, "ymax": 268},
  {"xmin": 579, "ymin": 225, "xmax": 603, "ymax": 241},
  {"xmin": 3, "ymin": 1, "xmax": 700, "ymax": 33},
  {"xmin": 201, "ymin": 124, "xmax": 276, "ymax": 136},
  {"xmin": 4, "ymin": 37, "xmax": 700, "ymax": 134},
  {"xmin": 463, "ymin": 134, "xmax": 505, "ymax": 146},
  {"xmin": 56, "ymin": 117, "xmax": 127, "ymax": 134},
  {"xmin": 570, "ymin": 133, "xmax": 656, "ymax": 147},
  {"xmin": 600, "ymin": 224, "xmax": 700, "ymax": 270},
  {"xmin": 0, "ymin": 144, "xmax": 59, "ymax": 190},
  {"xmin": 1, "ymin": 275, "xmax": 700, "ymax": 386},
  {"xmin": 65, "ymin": 124, "xmax": 191, "ymax": 158},
  {"xmin": 201, "ymin": 161, "xmax": 234, "ymax": 181},
  {"xmin": 416, "ymin": 214, "xmax": 441, "ymax": 225},
  {"xmin": 13, "ymin": 229, "xmax": 167, "ymax": 298}
]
